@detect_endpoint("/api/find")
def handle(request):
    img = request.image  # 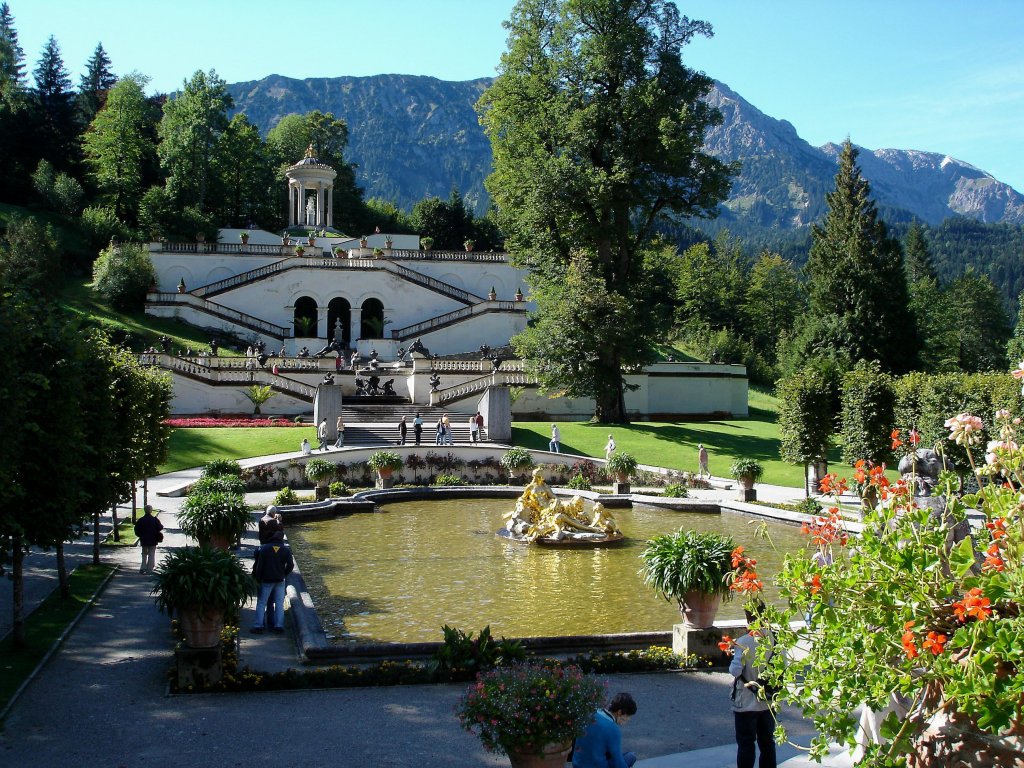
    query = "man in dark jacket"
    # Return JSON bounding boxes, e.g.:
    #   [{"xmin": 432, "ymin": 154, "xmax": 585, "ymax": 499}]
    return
[
  {"xmin": 133, "ymin": 505, "xmax": 164, "ymax": 575},
  {"xmin": 250, "ymin": 529, "xmax": 295, "ymax": 633}
]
